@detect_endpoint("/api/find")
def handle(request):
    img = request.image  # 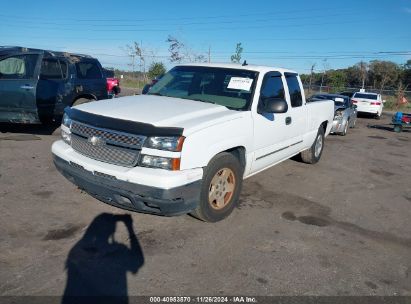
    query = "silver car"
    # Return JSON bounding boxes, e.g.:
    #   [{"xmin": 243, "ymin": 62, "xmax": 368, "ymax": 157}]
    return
[{"xmin": 310, "ymin": 94, "xmax": 358, "ymax": 136}]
